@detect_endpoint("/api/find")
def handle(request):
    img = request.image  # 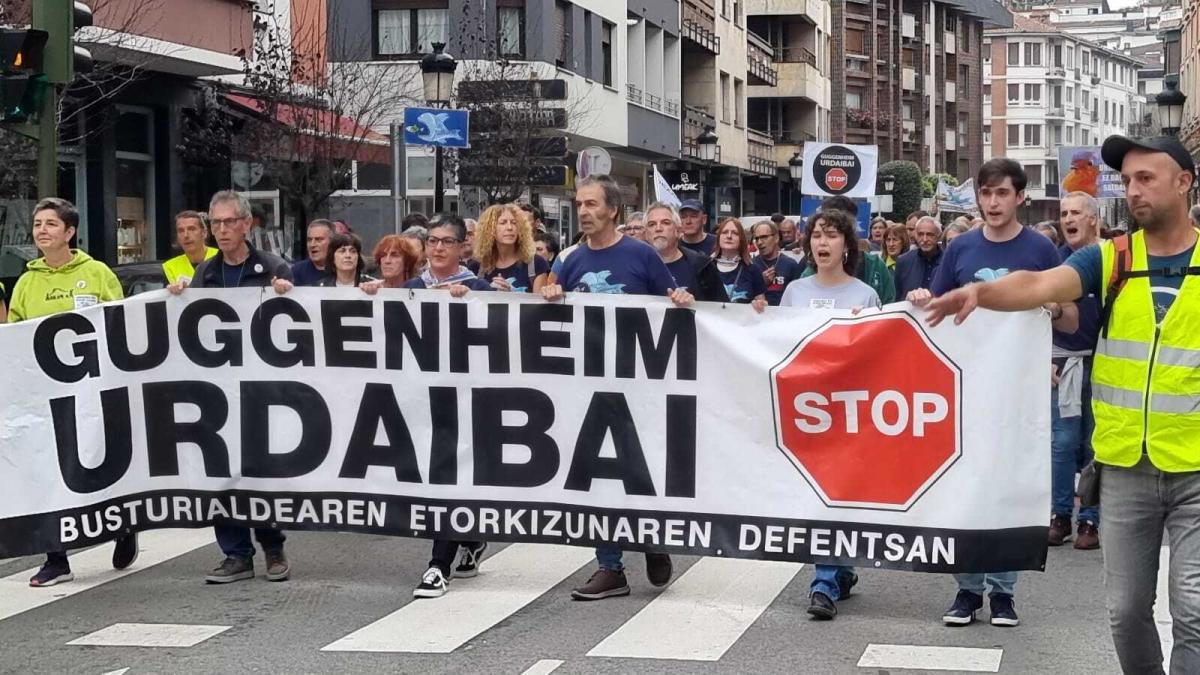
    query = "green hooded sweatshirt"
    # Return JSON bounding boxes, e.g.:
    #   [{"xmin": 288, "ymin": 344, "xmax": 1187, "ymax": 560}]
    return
[{"xmin": 8, "ymin": 250, "xmax": 124, "ymax": 322}]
